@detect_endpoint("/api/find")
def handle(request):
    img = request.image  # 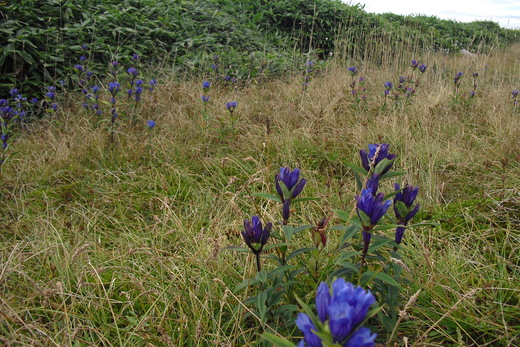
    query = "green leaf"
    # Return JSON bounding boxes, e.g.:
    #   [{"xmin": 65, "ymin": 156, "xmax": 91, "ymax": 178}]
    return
[
  {"xmin": 233, "ymin": 278, "xmax": 260, "ymax": 292},
  {"xmin": 333, "ymin": 209, "xmax": 351, "ymax": 222},
  {"xmin": 367, "ymin": 237, "xmax": 393, "ymax": 252},
  {"xmin": 291, "ymin": 197, "xmax": 320, "ymax": 204},
  {"xmin": 340, "ymin": 224, "xmax": 361, "ymax": 245},
  {"xmin": 370, "ymin": 224, "xmax": 400, "ymax": 232},
  {"xmin": 338, "ymin": 250, "xmax": 362, "ymax": 261},
  {"xmin": 258, "ymin": 290, "xmax": 267, "ymax": 320},
  {"xmin": 267, "ymin": 265, "xmax": 296, "ymax": 279},
  {"xmin": 252, "ymin": 192, "xmax": 282, "ymax": 203},
  {"xmin": 221, "ymin": 246, "xmax": 250, "ymax": 253},
  {"xmin": 381, "ymin": 170, "xmax": 406, "ymax": 180},
  {"xmin": 395, "ymin": 201, "xmax": 409, "ymax": 219},
  {"xmin": 344, "ymin": 161, "xmax": 368, "ymax": 176},
  {"xmin": 282, "ymin": 225, "xmax": 295, "ymax": 241},
  {"xmin": 361, "ymin": 271, "xmax": 401, "ymax": 288},
  {"xmin": 357, "ymin": 209, "xmax": 371, "ymax": 228},
  {"xmin": 256, "ymin": 270, "xmax": 268, "ymax": 283},
  {"xmin": 286, "ymin": 247, "xmax": 314, "ymax": 261},
  {"xmin": 264, "ymin": 242, "xmax": 292, "ymax": 251},
  {"xmin": 373, "ymin": 158, "xmax": 394, "ymax": 175},
  {"xmin": 261, "ymin": 332, "xmax": 296, "ymax": 347}
]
